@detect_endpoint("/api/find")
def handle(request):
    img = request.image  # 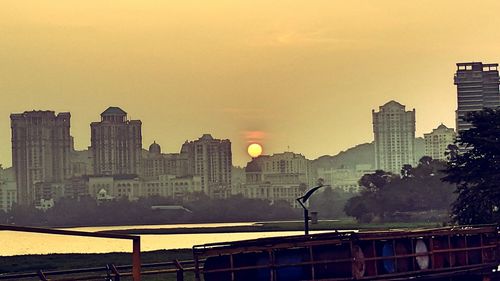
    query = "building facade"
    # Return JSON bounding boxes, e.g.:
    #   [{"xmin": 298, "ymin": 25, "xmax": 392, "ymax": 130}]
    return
[
  {"xmin": 11, "ymin": 110, "xmax": 72, "ymax": 205},
  {"xmin": 373, "ymin": 101, "xmax": 416, "ymax": 173},
  {"xmin": 454, "ymin": 62, "xmax": 500, "ymax": 133},
  {"xmin": 90, "ymin": 107, "xmax": 142, "ymax": 176},
  {"xmin": 424, "ymin": 124, "xmax": 456, "ymax": 161},
  {"xmin": 0, "ymin": 167, "xmax": 17, "ymax": 211},
  {"xmin": 88, "ymin": 175, "xmax": 141, "ymax": 201},
  {"xmin": 141, "ymin": 142, "xmax": 189, "ymax": 180},
  {"xmin": 141, "ymin": 175, "xmax": 202, "ymax": 200},
  {"xmin": 181, "ymin": 134, "xmax": 232, "ymax": 198},
  {"xmin": 243, "ymin": 152, "xmax": 314, "ymax": 207},
  {"xmin": 317, "ymin": 164, "xmax": 374, "ymax": 193}
]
